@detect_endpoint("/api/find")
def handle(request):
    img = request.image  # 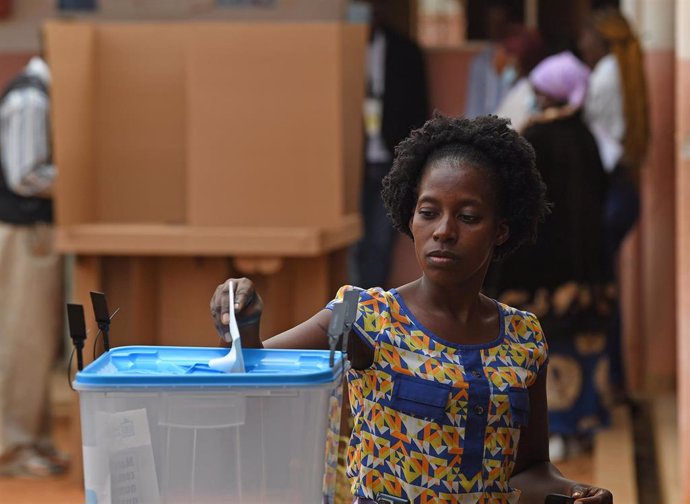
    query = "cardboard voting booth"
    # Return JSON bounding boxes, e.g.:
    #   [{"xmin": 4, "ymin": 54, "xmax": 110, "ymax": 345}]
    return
[{"xmin": 44, "ymin": 20, "xmax": 366, "ymax": 480}]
